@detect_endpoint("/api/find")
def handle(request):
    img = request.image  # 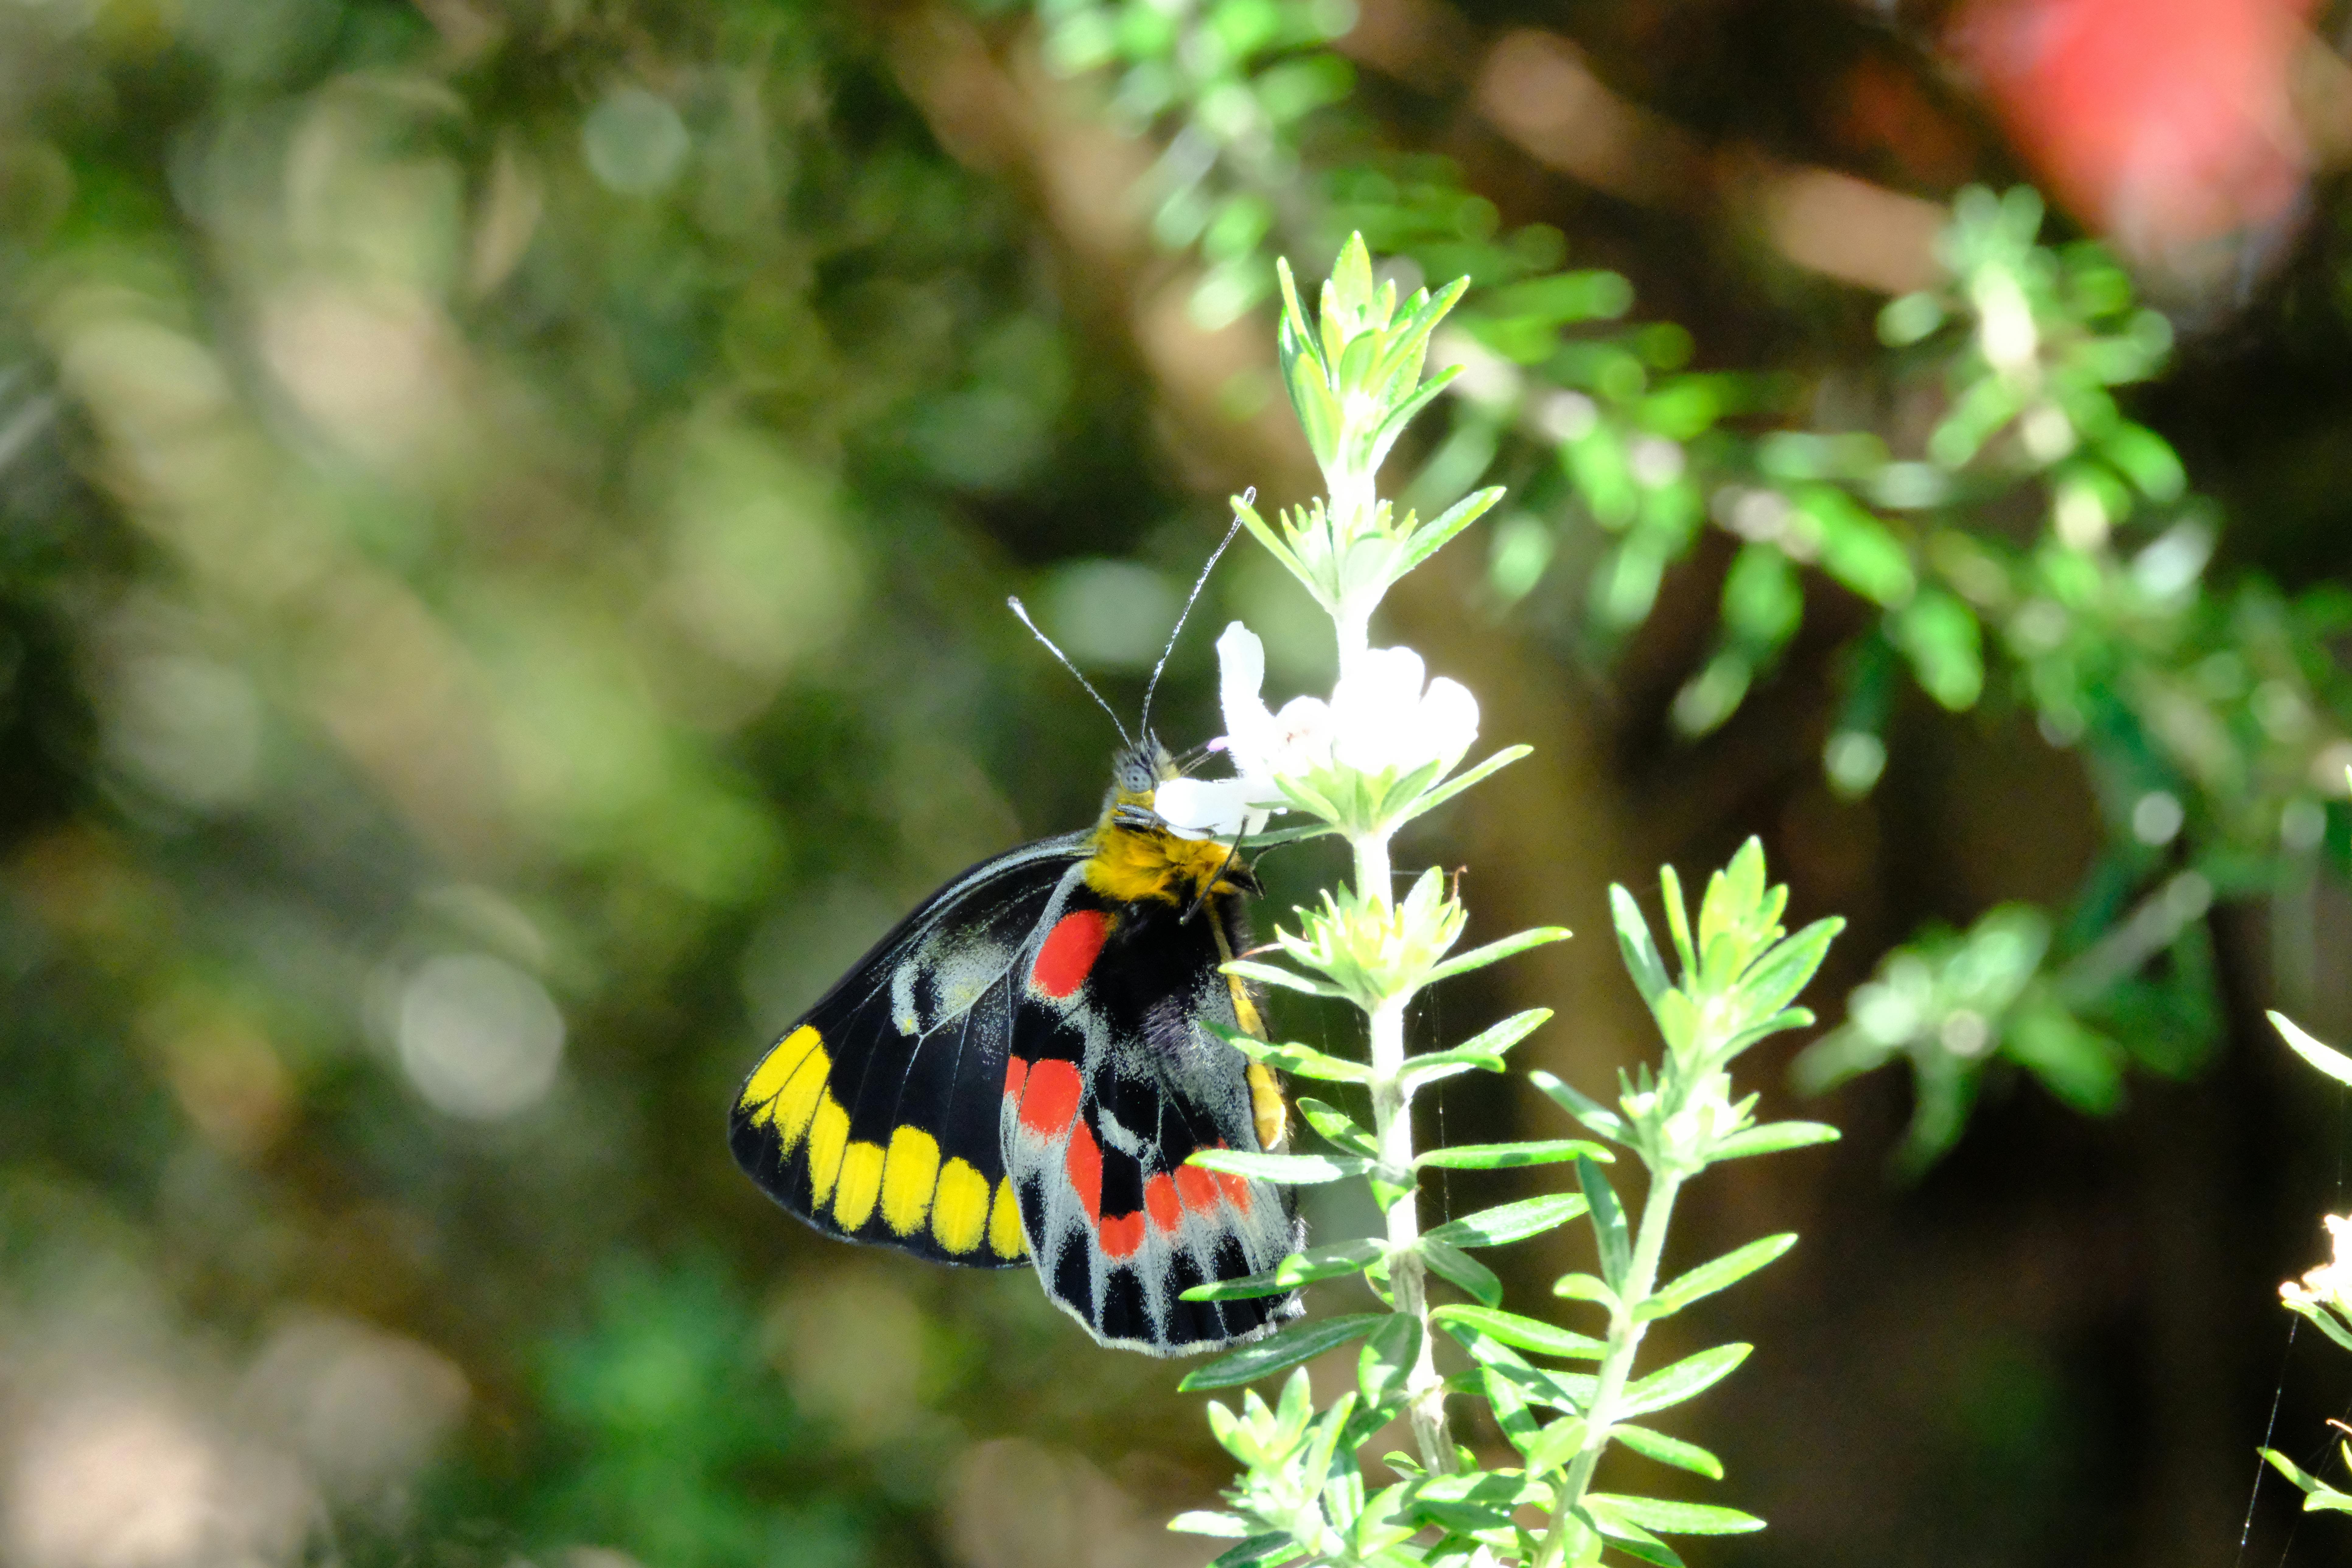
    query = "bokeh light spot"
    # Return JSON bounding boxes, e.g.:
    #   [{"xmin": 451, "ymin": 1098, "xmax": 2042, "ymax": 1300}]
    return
[
  {"xmin": 396, "ymin": 953, "xmax": 563, "ymax": 1120},
  {"xmin": 582, "ymin": 89, "xmax": 690, "ymax": 196}
]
